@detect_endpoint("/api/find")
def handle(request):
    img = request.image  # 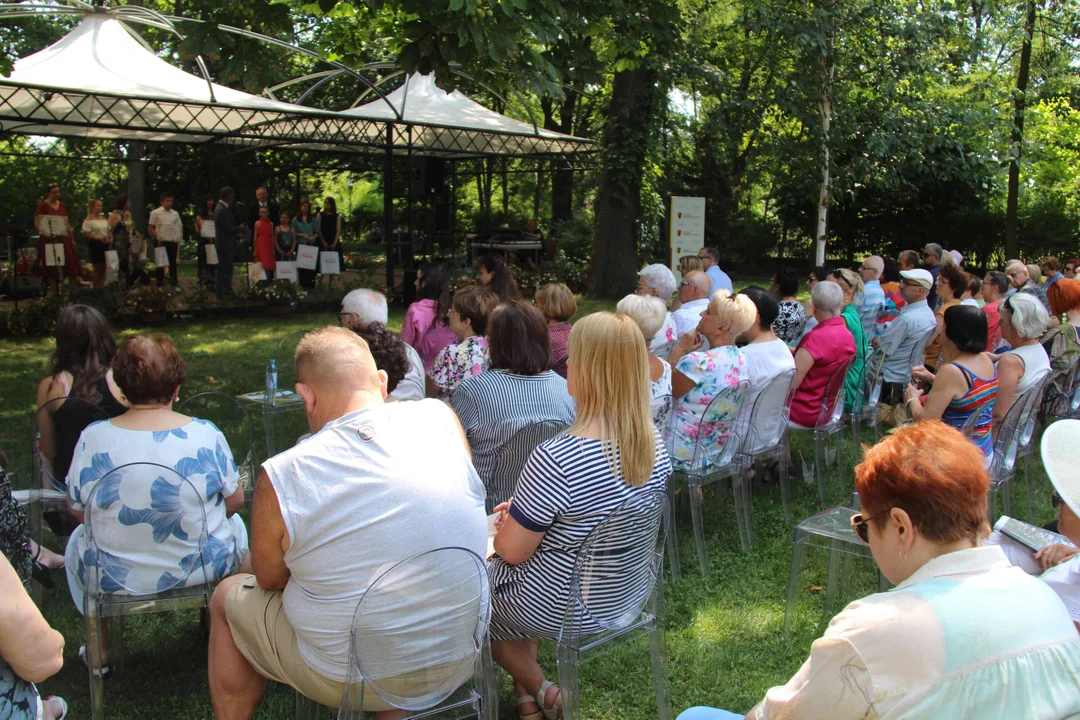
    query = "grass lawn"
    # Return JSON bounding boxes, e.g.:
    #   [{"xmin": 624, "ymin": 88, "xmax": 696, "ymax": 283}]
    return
[{"xmin": 0, "ymin": 290, "xmax": 1058, "ymax": 719}]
